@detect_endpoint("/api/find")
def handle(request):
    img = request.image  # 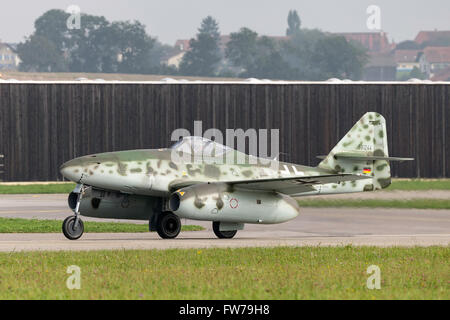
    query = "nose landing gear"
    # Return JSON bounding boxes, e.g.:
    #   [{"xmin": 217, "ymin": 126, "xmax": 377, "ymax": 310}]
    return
[
  {"xmin": 63, "ymin": 184, "xmax": 85, "ymax": 241},
  {"xmin": 62, "ymin": 216, "xmax": 85, "ymax": 240}
]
